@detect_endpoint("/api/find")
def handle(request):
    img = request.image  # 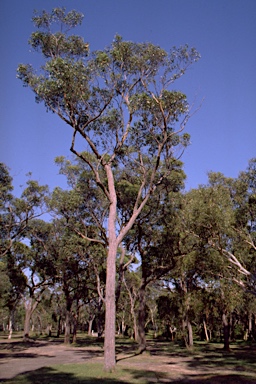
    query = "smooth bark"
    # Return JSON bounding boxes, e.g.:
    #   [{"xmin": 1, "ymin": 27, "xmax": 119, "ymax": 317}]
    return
[
  {"xmin": 104, "ymin": 243, "xmax": 117, "ymax": 371},
  {"xmin": 104, "ymin": 164, "xmax": 118, "ymax": 371},
  {"xmin": 203, "ymin": 319, "xmax": 209, "ymax": 342},
  {"xmin": 23, "ymin": 298, "xmax": 39, "ymax": 340}
]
